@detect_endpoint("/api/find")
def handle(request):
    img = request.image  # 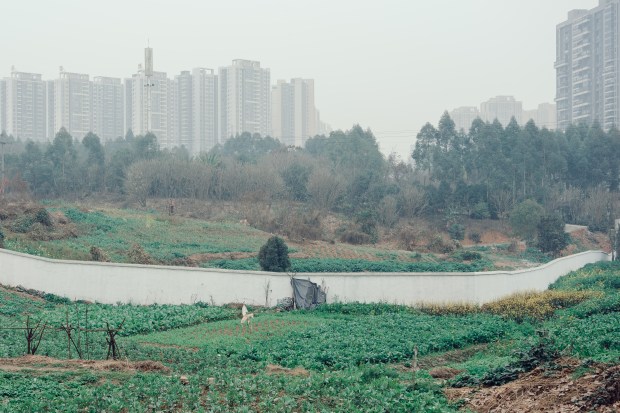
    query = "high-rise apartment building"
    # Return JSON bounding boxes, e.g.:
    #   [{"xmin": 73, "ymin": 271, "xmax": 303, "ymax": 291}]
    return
[
  {"xmin": 131, "ymin": 68, "xmax": 175, "ymax": 148},
  {"xmin": 271, "ymin": 80, "xmax": 294, "ymax": 145},
  {"xmin": 316, "ymin": 110, "xmax": 332, "ymax": 136},
  {"xmin": 219, "ymin": 59, "xmax": 271, "ymax": 141},
  {"xmin": 192, "ymin": 68, "xmax": 218, "ymax": 155},
  {"xmin": 272, "ymin": 78, "xmax": 317, "ymax": 146},
  {"xmin": 556, "ymin": 1, "xmax": 620, "ymax": 130},
  {"xmin": 4, "ymin": 69, "xmax": 47, "ymax": 141},
  {"xmin": 0, "ymin": 80, "xmax": 5, "ymax": 133},
  {"xmin": 523, "ymin": 103, "xmax": 557, "ymax": 129},
  {"xmin": 449, "ymin": 106, "xmax": 480, "ymax": 132},
  {"xmin": 46, "ymin": 80, "xmax": 55, "ymax": 138},
  {"xmin": 480, "ymin": 96, "xmax": 523, "ymax": 126},
  {"xmin": 92, "ymin": 77, "xmax": 123, "ymax": 141},
  {"xmin": 54, "ymin": 68, "xmax": 92, "ymax": 139},
  {"xmin": 123, "ymin": 78, "xmax": 133, "ymax": 136},
  {"xmin": 175, "ymin": 71, "xmax": 193, "ymax": 150}
]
